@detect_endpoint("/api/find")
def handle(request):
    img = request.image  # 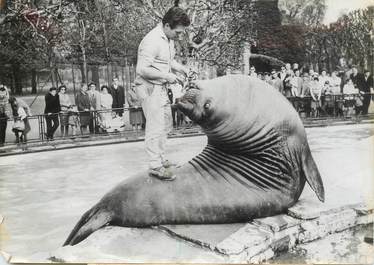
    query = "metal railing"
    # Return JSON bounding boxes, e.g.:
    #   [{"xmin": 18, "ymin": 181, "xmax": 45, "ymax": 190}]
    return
[{"xmin": 0, "ymin": 93, "xmax": 373, "ymax": 146}]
